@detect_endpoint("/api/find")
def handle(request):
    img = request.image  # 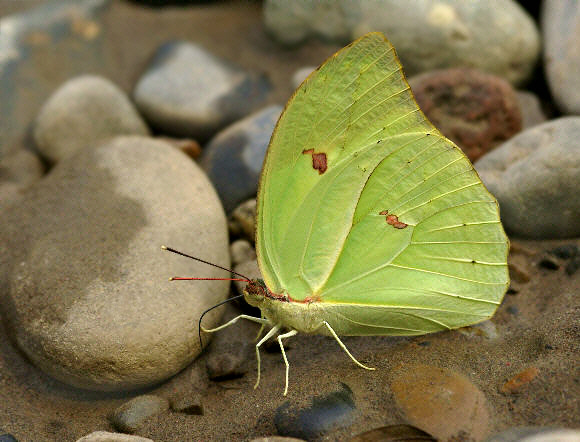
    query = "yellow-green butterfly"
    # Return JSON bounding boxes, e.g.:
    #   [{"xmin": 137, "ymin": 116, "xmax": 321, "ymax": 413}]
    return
[{"xmin": 204, "ymin": 32, "xmax": 509, "ymax": 395}]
